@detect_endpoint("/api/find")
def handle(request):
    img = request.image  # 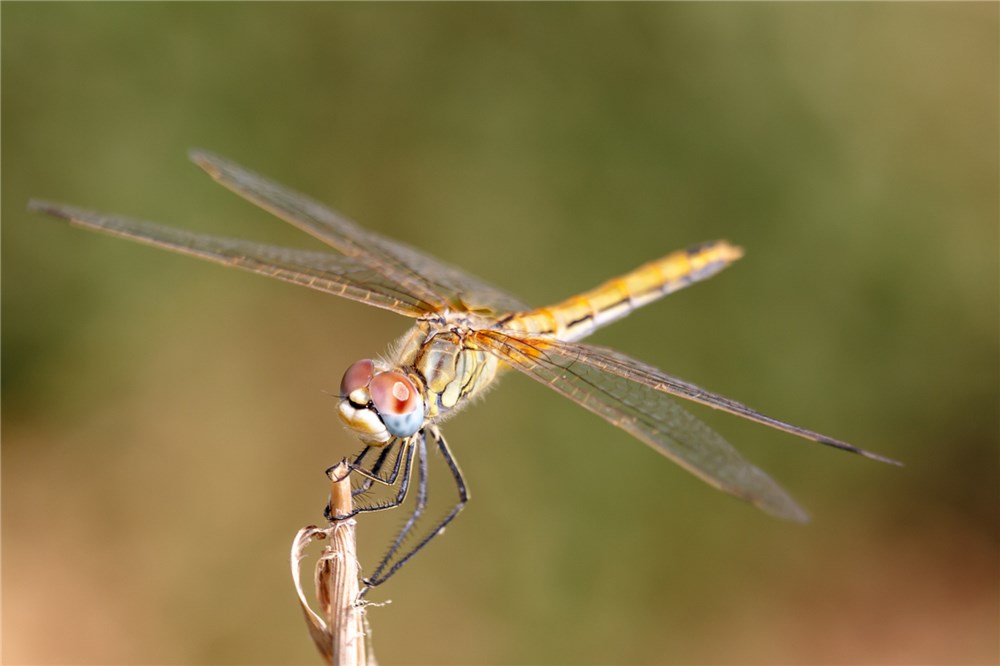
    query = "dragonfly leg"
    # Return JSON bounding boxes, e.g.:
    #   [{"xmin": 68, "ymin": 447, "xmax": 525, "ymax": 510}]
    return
[
  {"xmin": 362, "ymin": 425, "xmax": 468, "ymax": 590},
  {"xmin": 346, "ymin": 444, "xmax": 397, "ymax": 499},
  {"xmin": 324, "ymin": 438, "xmax": 414, "ymax": 520},
  {"xmin": 361, "ymin": 431, "xmax": 430, "ymax": 590},
  {"xmin": 323, "ymin": 446, "xmax": 377, "ymax": 503}
]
